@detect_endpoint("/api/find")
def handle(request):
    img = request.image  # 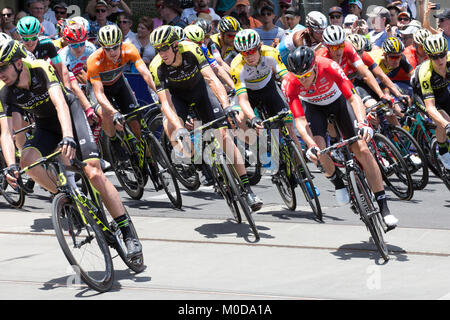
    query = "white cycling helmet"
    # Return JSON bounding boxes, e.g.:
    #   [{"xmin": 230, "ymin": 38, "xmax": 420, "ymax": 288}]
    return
[
  {"xmin": 234, "ymin": 29, "xmax": 260, "ymax": 52},
  {"xmin": 69, "ymin": 16, "xmax": 90, "ymax": 33},
  {"xmin": 0, "ymin": 32, "xmax": 12, "ymax": 42},
  {"xmin": 322, "ymin": 25, "xmax": 346, "ymax": 45},
  {"xmin": 172, "ymin": 25, "xmax": 185, "ymax": 41},
  {"xmin": 413, "ymin": 28, "xmax": 431, "ymax": 46},
  {"xmin": 305, "ymin": 11, "xmax": 328, "ymax": 31},
  {"xmin": 347, "ymin": 33, "xmax": 365, "ymax": 52}
]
